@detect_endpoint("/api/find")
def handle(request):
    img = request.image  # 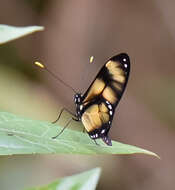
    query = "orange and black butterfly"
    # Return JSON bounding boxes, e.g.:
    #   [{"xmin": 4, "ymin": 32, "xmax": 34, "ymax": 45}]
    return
[
  {"xmin": 35, "ymin": 53, "xmax": 130, "ymax": 146},
  {"xmin": 73, "ymin": 53, "xmax": 130, "ymax": 146}
]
